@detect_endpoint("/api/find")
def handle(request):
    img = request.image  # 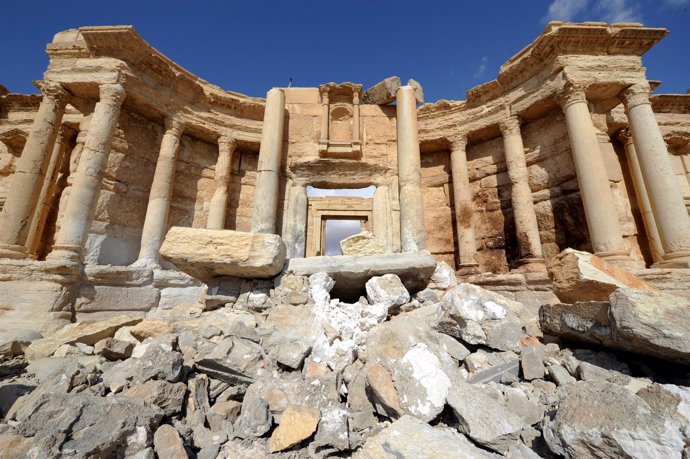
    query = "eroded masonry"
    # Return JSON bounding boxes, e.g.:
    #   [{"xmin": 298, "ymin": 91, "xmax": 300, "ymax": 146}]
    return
[{"xmin": 1, "ymin": 22, "xmax": 690, "ymax": 331}]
